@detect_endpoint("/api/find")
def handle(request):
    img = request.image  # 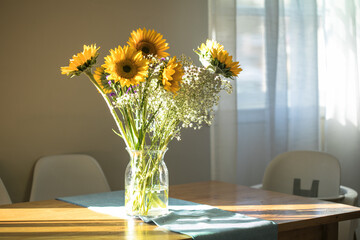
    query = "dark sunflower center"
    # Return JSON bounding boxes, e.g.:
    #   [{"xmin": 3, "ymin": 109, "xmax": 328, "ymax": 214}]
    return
[
  {"xmin": 137, "ymin": 41, "xmax": 156, "ymax": 55},
  {"xmin": 141, "ymin": 46, "xmax": 150, "ymax": 54},
  {"xmin": 123, "ymin": 65, "xmax": 132, "ymax": 73}
]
